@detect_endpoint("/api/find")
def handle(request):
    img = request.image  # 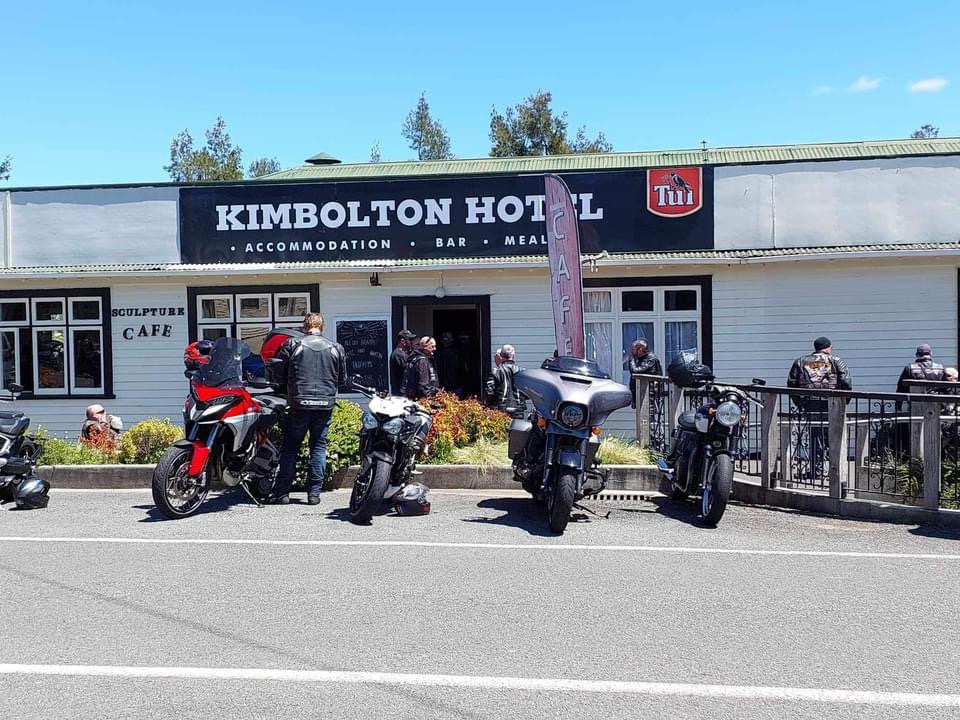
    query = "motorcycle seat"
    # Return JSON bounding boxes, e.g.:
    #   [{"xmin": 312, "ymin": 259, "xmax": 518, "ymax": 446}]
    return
[
  {"xmin": 0, "ymin": 413, "xmax": 28, "ymax": 436},
  {"xmin": 677, "ymin": 409, "xmax": 698, "ymax": 430},
  {"xmin": 257, "ymin": 395, "xmax": 287, "ymax": 411}
]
